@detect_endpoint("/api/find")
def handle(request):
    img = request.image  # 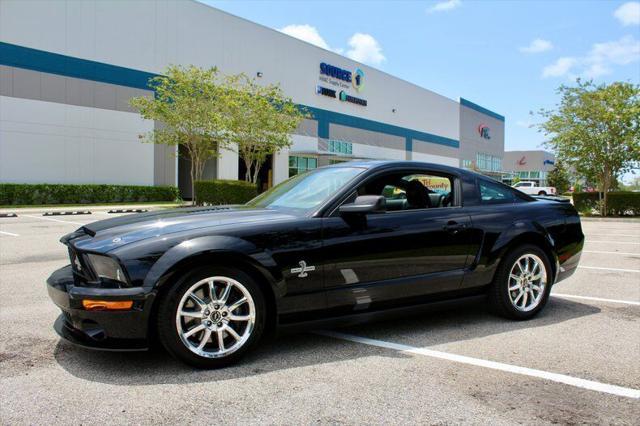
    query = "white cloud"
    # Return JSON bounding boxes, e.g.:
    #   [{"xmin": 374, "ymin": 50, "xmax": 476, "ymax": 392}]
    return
[
  {"xmin": 279, "ymin": 25, "xmax": 386, "ymax": 66},
  {"xmin": 582, "ymin": 35, "xmax": 640, "ymax": 78},
  {"xmin": 519, "ymin": 38, "xmax": 553, "ymax": 54},
  {"xmin": 516, "ymin": 119, "xmax": 533, "ymax": 128},
  {"xmin": 278, "ymin": 24, "xmax": 331, "ymax": 50},
  {"xmin": 345, "ymin": 33, "xmax": 386, "ymax": 66},
  {"xmin": 541, "ymin": 35, "xmax": 640, "ymax": 78},
  {"xmin": 542, "ymin": 57, "xmax": 577, "ymax": 78},
  {"xmin": 614, "ymin": 2, "xmax": 640, "ymax": 26},
  {"xmin": 427, "ymin": 0, "xmax": 461, "ymax": 13},
  {"xmin": 588, "ymin": 35, "xmax": 640, "ymax": 66}
]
